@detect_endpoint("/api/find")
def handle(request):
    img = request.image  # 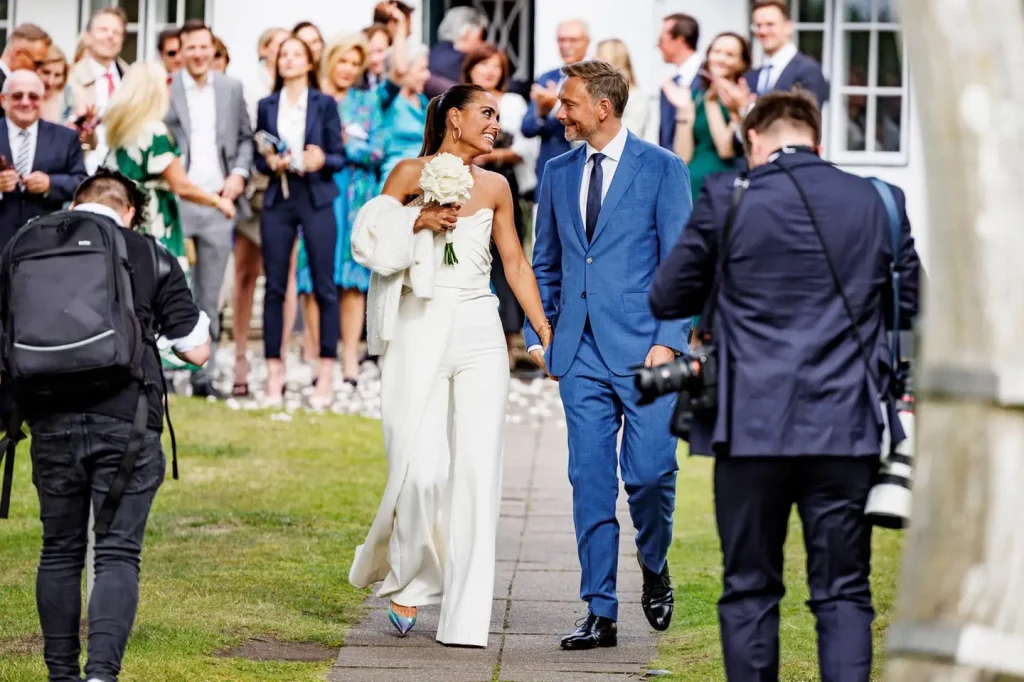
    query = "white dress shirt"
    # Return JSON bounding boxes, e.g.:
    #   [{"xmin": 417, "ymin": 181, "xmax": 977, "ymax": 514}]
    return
[
  {"xmin": 0, "ymin": 60, "xmax": 11, "ymax": 82},
  {"xmin": 579, "ymin": 123, "xmax": 628, "ymax": 224},
  {"xmin": 277, "ymin": 87, "xmax": 308, "ymax": 169},
  {"xmin": 183, "ymin": 71, "xmax": 226, "ymax": 193},
  {"xmin": 528, "ymin": 124, "xmax": 630, "ymax": 355},
  {"xmin": 757, "ymin": 41, "xmax": 798, "ymax": 93},
  {"xmin": 86, "ymin": 58, "xmax": 122, "ymax": 175},
  {"xmin": 676, "ymin": 52, "xmax": 704, "ymax": 89},
  {"xmin": 9, "ymin": 120, "xmax": 38, "ymax": 175}
]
